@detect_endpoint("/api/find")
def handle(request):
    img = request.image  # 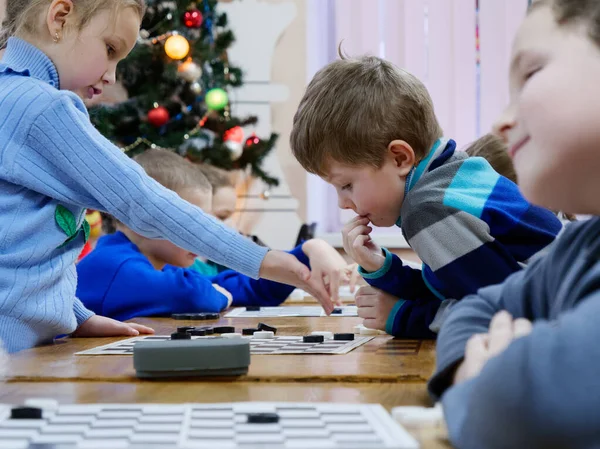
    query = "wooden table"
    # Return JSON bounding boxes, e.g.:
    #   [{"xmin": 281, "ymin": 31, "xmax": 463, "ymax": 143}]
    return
[
  {"xmin": 3, "ymin": 314, "xmax": 451, "ymax": 448},
  {"xmin": 0, "ymin": 381, "xmax": 451, "ymax": 449},
  {"xmin": 6, "ymin": 317, "xmax": 436, "ymax": 383}
]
